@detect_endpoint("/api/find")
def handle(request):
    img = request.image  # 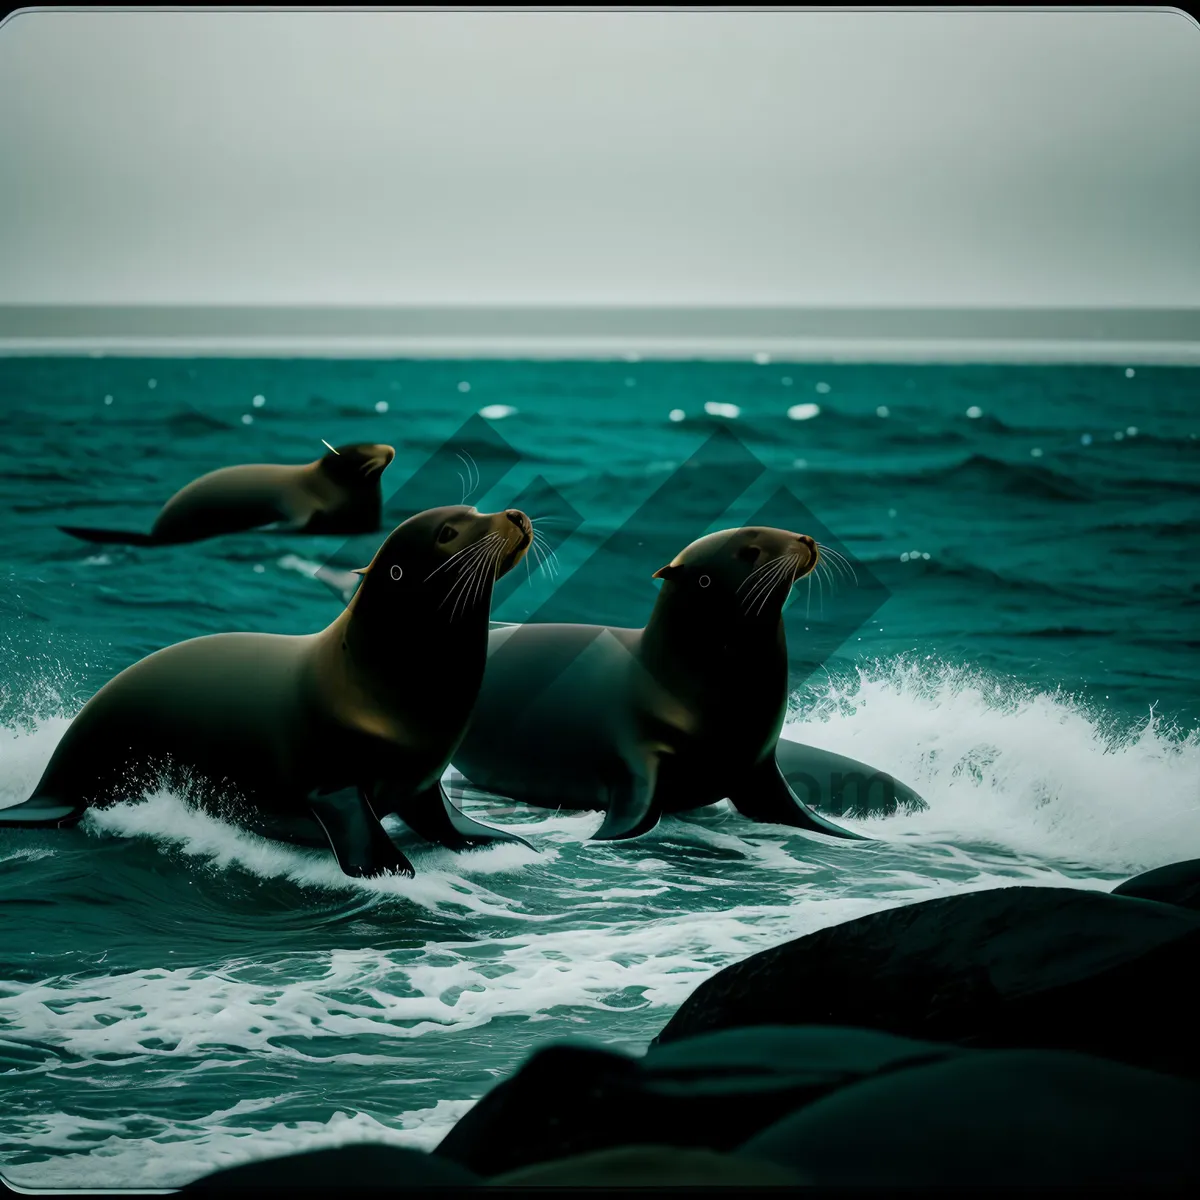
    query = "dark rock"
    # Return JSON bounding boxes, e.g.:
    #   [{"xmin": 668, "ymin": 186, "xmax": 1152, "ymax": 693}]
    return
[
  {"xmin": 435, "ymin": 1025, "xmax": 967, "ymax": 1178},
  {"xmin": 491, "ymin": 1144, "xmax": 807, "ymax": 1187},
  {"xmin": 1113, "ymin": 858, "xmax": 1200, "ymax": 911},
  {"xmin": 737, "ymin": 1049, "xmax": 1200, "ymax": 1186},
  {"xmin": 177, "ymin": 1144, "xmax": 481, "ymax": 1192},
  {"xmin": 651, "ymin": 885, "xmax": 1200, "ymax": 1081}
]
